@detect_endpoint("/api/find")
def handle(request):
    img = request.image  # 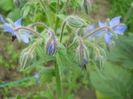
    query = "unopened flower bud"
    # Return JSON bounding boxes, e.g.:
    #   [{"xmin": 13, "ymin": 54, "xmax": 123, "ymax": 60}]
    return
[
  {"xmin": 48, "ymin": 43, "xmax": 54, "ymax": 55},
  {"xmin": 19, "ymin": 46, "xmax": 36, "ymax": 70},
  {"xmin": 66, "ymin": 16, "xmax": 87, "ymax": 28},
  {"xmin": 46, "ymin": 29, "xmax": 58, "ymax": 55},
  {"xmin": 76, "ymin": 37, "xmax": 89, "ymax": 69}
]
